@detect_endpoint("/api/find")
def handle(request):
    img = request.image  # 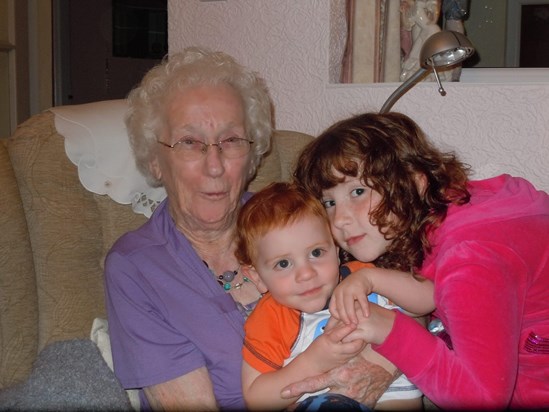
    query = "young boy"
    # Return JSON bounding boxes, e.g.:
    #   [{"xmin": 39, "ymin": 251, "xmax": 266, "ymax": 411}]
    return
[{"xmin": 235, "ymin": 182, "xmax": 426, "ymax": 410}]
